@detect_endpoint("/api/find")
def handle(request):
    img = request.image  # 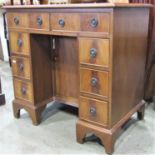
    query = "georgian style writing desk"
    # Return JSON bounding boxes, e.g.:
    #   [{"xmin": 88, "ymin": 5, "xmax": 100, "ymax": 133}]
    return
[{"xmin": 3, "ymin": 3, "xmax": 151, "ymax": 154}]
